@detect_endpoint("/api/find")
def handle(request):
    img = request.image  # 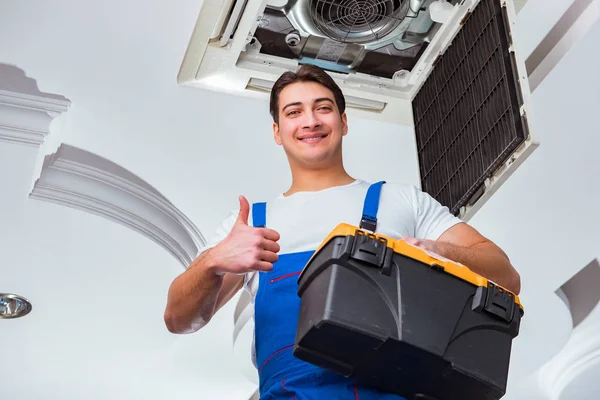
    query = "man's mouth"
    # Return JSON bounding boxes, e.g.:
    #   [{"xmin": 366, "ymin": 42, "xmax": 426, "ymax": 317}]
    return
[{"xmin": 297, "ymin": 134, "xmax": 329, "ymax": 142}]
